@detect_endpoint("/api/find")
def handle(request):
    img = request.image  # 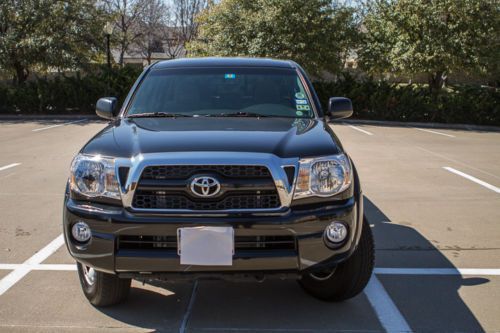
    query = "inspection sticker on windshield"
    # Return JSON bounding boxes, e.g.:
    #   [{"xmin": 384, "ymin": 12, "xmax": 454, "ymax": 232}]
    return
[
  {"xmin": 224, "ymin": 73, "xmax": 236, "ymax": 79},
  {"xmin": 295, "ymin": 99, "xmax": 308, "ymax": 105},
  {"xmin": 295, "ymin": 92, "xmax": 305, "ymax": 99},
  {"xmin": 296, "ymin": 104, "xmax": 310, "ymax": 111}
]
